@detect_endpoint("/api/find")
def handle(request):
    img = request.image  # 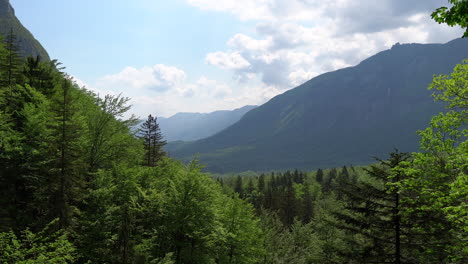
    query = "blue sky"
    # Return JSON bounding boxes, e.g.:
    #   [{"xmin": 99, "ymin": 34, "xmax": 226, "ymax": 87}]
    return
[{"xmin": 10, "ymin": 0, "xmax": 463, "ymax": 117}]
